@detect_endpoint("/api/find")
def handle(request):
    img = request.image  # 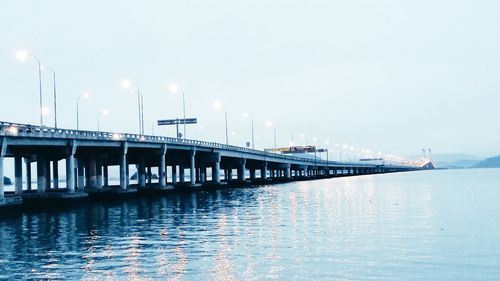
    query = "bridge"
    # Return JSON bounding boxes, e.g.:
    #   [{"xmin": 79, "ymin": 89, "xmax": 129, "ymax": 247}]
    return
[{"xmin": 0, "ymin": 121, "xmax": 431, "ymax": 207}]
